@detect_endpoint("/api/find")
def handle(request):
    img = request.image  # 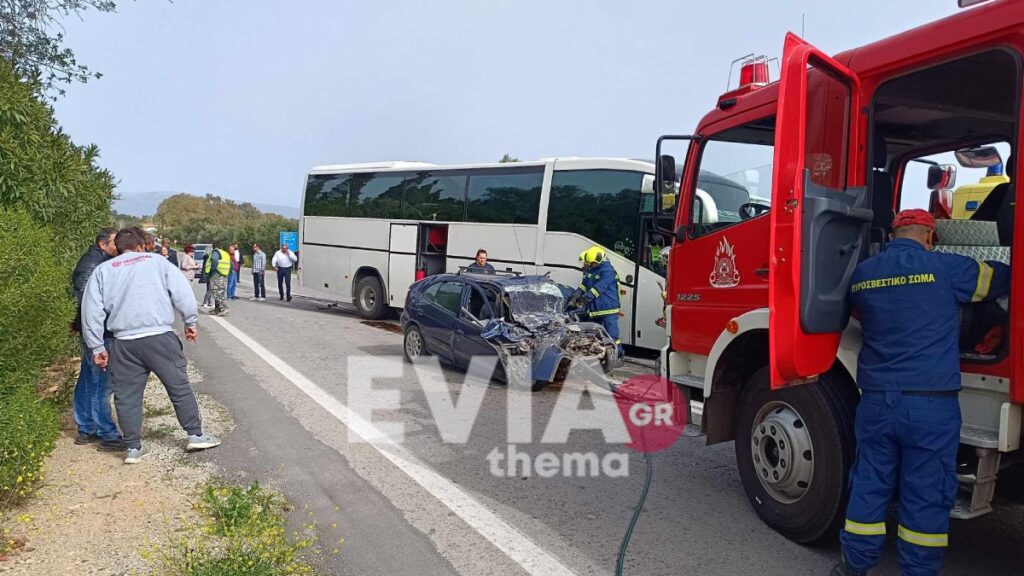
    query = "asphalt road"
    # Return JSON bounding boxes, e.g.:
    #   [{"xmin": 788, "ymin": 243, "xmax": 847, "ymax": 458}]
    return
[{"xmin": 181, "ymin": 279, "xmax": 1024, "ymax": 576}]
